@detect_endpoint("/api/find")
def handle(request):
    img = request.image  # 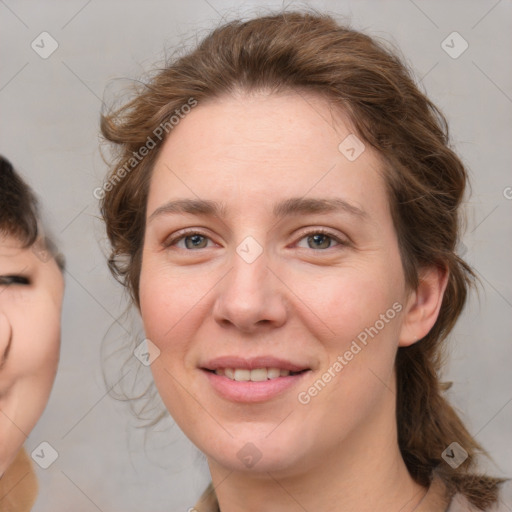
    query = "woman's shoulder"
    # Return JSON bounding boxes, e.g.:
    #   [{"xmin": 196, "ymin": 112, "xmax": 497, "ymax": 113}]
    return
[
  {"xmin": 193, "ymin": 482, "xmax": 220, "ymax": 512},
  {"xmin": 447, "ymin": 479, "xmax": 512, "ymax": 512}
]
